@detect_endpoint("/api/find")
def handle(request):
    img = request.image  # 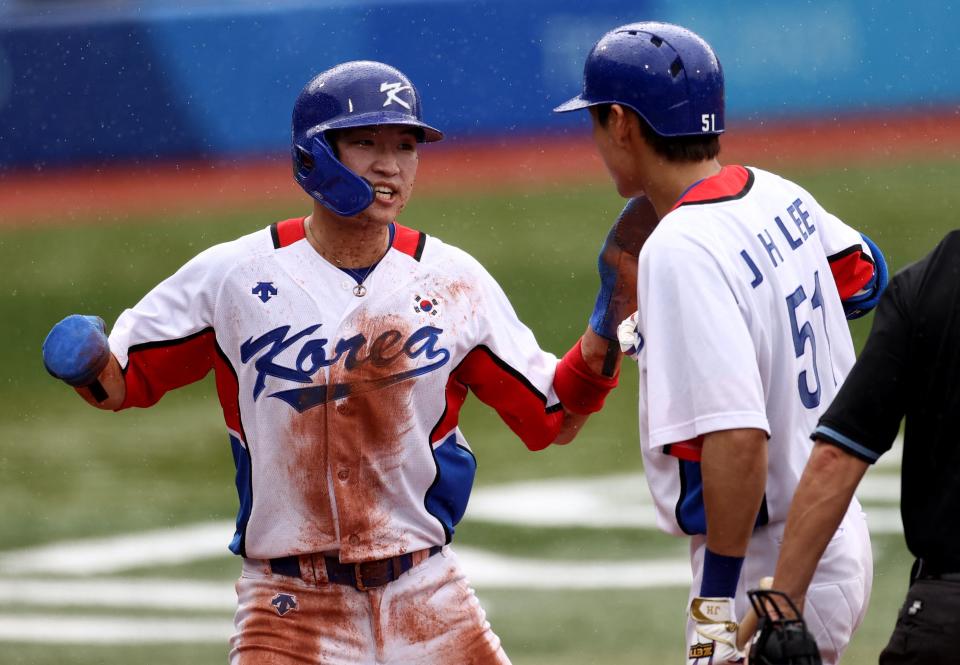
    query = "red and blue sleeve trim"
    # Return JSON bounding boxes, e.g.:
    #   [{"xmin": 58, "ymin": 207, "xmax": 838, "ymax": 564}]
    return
[
  {"xmin": 671, "ymin": 165, "xmax": 754, "ymax": 212},
  {"xmin": 120, "ymin": 328, "xmax": 246, "ymax": 442},
  {"xmin": 270, "ymin": 217, "xmax": 307, "ymax": 249},
  {"xmin": 429, "ymin": 346, "xmax": 563, "ymax": 451},
  {"xmin": 828, "ymin": 245, "xmax": 876, "ymax": 300},
  {"xmin": 664, "ymin": 436, "xmax": 705, "ymax": 462},
  {"xmin": 828, "ymin": 232, "xmax": 888, "ymax": 320}
]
